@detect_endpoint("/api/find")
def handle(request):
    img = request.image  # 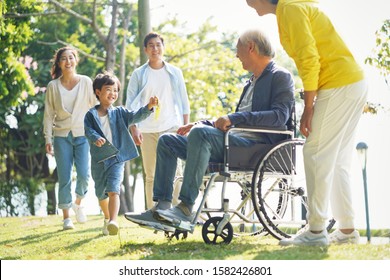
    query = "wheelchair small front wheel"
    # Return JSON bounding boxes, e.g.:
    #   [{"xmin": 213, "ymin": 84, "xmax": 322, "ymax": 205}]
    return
[{"xmin": 202, "ymin": 216, "xmax": 233, "ymax": 244}]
